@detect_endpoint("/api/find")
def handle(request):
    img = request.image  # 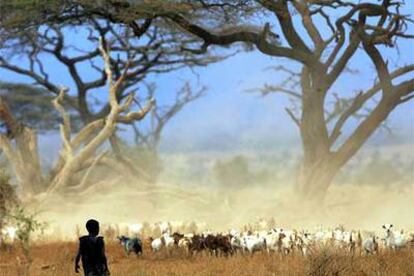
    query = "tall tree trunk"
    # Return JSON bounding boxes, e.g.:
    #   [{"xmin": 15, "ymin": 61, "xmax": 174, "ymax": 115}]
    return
[
  {"xmin": 297, "ymin": 93, "xmax": 400, "ymax": 201},
  {"xmin": 0, "ymin": 98, "xmax": 45, "ymax": 195},
  {"xmin": 297, "ymin": 69, "xmax": 333, "ymax": 201},
  {"xmin": 297, "ymin": 155, "xmax": 340, "ymax": 202}
]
